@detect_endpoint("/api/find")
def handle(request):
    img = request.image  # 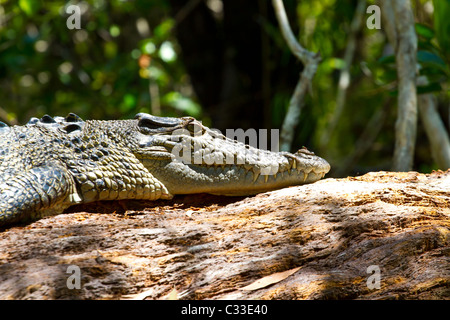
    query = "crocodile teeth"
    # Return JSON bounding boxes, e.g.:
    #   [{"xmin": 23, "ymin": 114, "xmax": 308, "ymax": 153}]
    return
[
  {"xmin": 244, "ymin": 163, "xmax": 253, "ymax": 171},
  {"xmin": 252, "ymin": 172, "xmax": 260, "ymax": 183},
  {"xmin": 264, "ymin": 175, "xmax": 269, "ymax": 183},
  {"xmin": 292, "ymin": 161, "xmax": 297, "ymax": 169},
  {"xmin": 69, "ymin": 192, "xmax": 82, "ymax": 203}
]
